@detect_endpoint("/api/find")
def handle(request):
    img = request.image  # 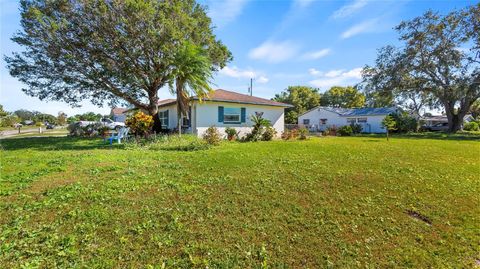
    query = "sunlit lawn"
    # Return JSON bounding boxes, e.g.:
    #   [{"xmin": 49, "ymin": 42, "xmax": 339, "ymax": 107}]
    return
[{"xmin": 0, "ymin": 135, "xmax": 479, "ymax": 268}]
